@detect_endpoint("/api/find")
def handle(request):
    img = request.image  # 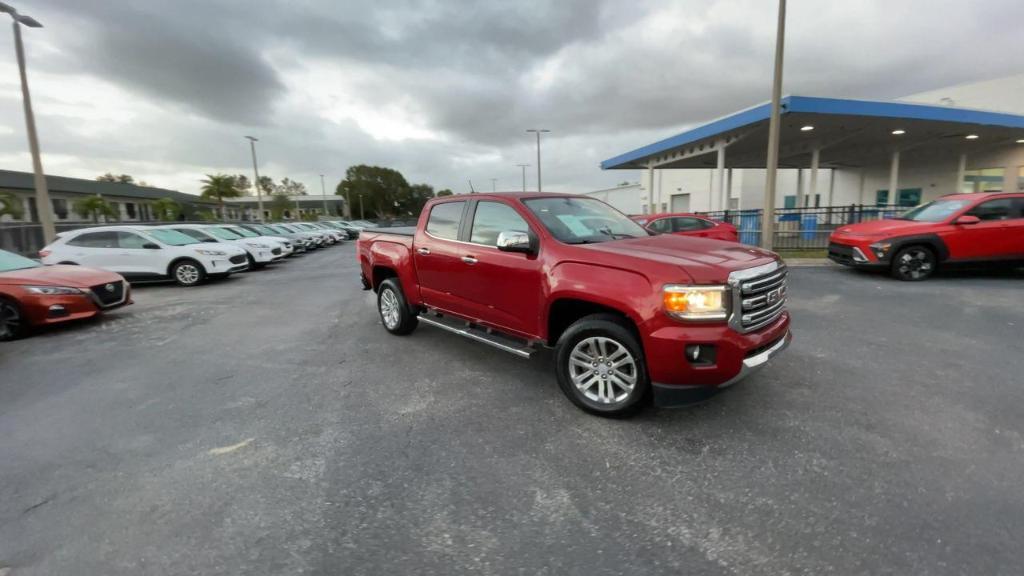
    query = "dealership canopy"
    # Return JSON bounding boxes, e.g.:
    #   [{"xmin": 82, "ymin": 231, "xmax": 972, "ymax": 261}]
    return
[{"xmin": 601, "ymin": 96, "xmax": 1024, "ymax": 171}]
